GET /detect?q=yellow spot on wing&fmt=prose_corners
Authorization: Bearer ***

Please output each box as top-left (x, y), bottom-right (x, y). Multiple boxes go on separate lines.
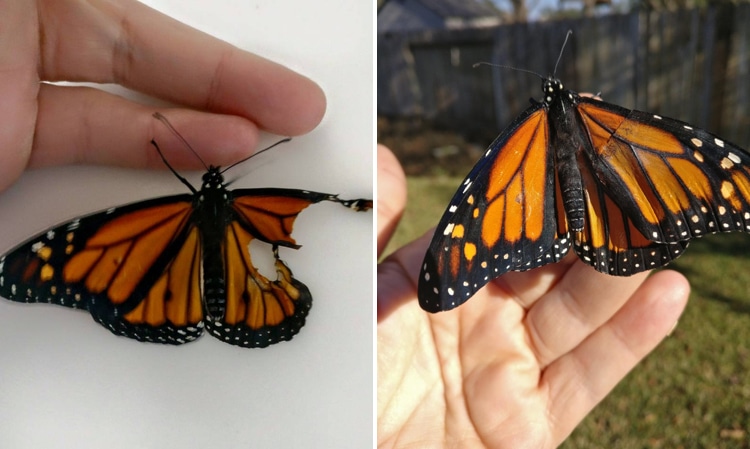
top-left (721, 181), bottom-right (742, 211)
top-left (40, 264), bottom-right (54, 281)
top-left (464, 242), bottom-right (477, 261)
top-left (37, 246), bottom-right (52, 261)
top-left (451, 224), bottom-right (465, 239)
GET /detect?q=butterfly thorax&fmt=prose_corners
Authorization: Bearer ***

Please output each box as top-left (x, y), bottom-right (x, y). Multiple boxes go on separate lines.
top-left (541, 78), bottom-right (565, 105)
top-left (544, 77), bottom-right (587, 231)
top-left (195, 167), bottom-right (233, 223)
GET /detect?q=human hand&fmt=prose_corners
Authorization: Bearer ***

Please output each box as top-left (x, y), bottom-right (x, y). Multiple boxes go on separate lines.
top-left (0, 0), bottom-right (325, 192)
top-left (377, 144), bottom-right (690, 448)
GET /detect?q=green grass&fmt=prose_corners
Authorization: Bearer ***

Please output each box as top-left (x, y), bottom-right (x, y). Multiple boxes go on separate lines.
top-left (387, 175), bottom-right (750, 448)
top-left (381, 176), bottom-right (460, 258)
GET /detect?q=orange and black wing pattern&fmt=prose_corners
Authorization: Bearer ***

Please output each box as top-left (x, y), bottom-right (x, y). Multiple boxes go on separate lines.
top-left (419, 77), bottom-right (750, 313)
top-left (577, 97), bottom-right (750, 238)
top-left (0, 195), bottom-right (206, 344)
top-left (0, 180), bottom-right (372, 347)
top-left (418, 104), bottom-right (571, 312)
top-left (203, 188), bottom-right (371, 348)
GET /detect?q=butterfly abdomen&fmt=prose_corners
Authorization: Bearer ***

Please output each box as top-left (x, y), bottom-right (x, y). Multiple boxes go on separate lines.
top-left (194, 182), bottom-right (232, 321)
top-left (547, 81), bottom-right (587, 231)
top-left (202, 237), bottom-right (227, 320)
top-left (555, 151), bottom-right (586, 231)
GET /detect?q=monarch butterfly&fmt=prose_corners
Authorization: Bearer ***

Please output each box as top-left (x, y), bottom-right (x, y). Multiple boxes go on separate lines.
top-left (0, 113), bottom-right (372, 348)
top-left (418, 52), bottom-right (750, 313)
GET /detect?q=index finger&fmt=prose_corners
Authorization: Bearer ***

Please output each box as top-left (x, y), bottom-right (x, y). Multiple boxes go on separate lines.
top-left (40, 0), bottom-right (325, 136)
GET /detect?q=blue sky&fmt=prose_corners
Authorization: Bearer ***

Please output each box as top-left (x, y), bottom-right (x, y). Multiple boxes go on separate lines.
top-left (491, 0), bottom-right (630, 20)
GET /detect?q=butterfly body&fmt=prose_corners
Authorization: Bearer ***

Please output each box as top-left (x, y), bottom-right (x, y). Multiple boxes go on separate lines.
top-left (0, 165), bottom-right (371, 348)
top-left (419, 75), bottom-right (750, 313)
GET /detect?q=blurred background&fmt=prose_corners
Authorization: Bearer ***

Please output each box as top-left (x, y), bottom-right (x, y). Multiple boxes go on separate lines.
top-left (378, 0), bottom-right (750, 447)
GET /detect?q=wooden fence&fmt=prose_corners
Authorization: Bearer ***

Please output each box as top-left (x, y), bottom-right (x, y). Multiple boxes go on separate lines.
top-left (377, 4), bottom-right (750, 148)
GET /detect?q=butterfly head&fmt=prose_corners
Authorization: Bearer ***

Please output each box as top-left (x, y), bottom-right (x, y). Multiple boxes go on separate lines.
top-left (542, 78), bottom-right (564, 105)
top-left (202, 166), bottom-right (226, 190)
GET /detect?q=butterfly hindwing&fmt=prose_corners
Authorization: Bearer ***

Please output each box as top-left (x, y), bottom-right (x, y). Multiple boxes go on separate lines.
top-left (573, 149), bottom-right (690, 275)
top-left (418, 105), bottom-right (571, 312)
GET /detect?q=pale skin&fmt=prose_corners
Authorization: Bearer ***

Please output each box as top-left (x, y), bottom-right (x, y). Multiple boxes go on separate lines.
top-left (0, 0), bottom-right (326, 193)
top-left (377, 144), bottom-right (691, 448)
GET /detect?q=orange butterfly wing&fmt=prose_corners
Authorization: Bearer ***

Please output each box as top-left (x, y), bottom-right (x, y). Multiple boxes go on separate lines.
top-left (202, 191), bottom-right (315, 347)
top-left (204, 188), bottom-right (369, 347)
top-left (0, 196), bottom-right (207, 344)
top-left (418, 106), bottom-right (571, 312)
top-left (574, 98), bottom-right (750, 274)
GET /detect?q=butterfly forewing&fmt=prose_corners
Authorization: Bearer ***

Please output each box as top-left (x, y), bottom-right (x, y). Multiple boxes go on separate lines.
top-left (232, 188), bottom-right (344, 247)
top-left (578, 98), bottom-right (750, 242)
top-left (418, 105), bottom-right (571, 313)
top-left (0, 195), bottom-right (208, 344)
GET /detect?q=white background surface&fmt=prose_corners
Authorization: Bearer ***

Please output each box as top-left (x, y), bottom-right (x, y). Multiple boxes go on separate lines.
top-left (0, 1), bottom-right (373, 448)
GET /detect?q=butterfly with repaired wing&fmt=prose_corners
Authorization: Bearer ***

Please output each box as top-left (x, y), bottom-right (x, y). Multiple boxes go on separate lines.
top-left (0, 113), bottom-right (372, 347)
top-left (418, 36), bottom-right (750, 313)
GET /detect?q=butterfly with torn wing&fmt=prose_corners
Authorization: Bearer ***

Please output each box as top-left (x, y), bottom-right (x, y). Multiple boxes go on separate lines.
top-left (0, 113), bottom-right (372, 348)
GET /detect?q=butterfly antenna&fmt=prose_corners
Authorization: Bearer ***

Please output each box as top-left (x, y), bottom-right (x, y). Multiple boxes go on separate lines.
top-left (553, 30), bottom-right (573, 77)
top-left (472, 62), bottom-right (544, 81)
top-left (152, 112), bottom-right (209, 171)
top-left (150, 138), bottom-right (198, 194)
top-left (220, 137), bottom-right (292, 174)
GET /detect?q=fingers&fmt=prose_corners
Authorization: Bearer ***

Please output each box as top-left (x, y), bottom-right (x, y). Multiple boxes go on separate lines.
top-left (31, 84), bottom-right (258, 170)
top-left (543, 269), bottom-right (689, 442)
top-left (377, 232), bottom-right (430, 320)
top-left (38, 0), bottom-right (325, 136)
top-left (377, 145), bottom-right (407, 257)
top-left (0, 1), bottom-right (39, 191)
top-left (524, 260), bottom-right (652, 367)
